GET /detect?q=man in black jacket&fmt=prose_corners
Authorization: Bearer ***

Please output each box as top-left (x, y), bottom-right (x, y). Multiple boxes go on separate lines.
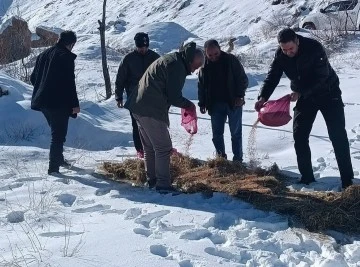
top-left (198, 39), bottom-right (248, 162)
top-left (255, 28), bottom-right (353, 189)
top-left (115, 32), bottom-right (160, 158)
top-left (31, 31), bottom-right (80, 175)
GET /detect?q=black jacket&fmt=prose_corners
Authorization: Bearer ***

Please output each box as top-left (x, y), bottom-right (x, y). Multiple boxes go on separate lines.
top-left (198, 52), bottom-right (248, 111)
top-left (30, 43), bottom-right (79, 111)
top-left (259, 35), bottom-right (340, 101)
top-left (115, 49), bottom-right (160, 101)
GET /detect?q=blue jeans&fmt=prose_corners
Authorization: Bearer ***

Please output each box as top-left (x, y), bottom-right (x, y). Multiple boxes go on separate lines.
top-left (210, 102), bottom-right (243, 161)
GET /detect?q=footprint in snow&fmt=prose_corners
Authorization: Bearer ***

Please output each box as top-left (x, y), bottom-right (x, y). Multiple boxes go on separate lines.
top-left (16, 177), bottom-right (43, 183)
top-left (124, 208), bottom-right (142, 220)
top-left (133, 227), bottom-right (152, 237)
top-left (101, 209), bottom-right (126, 215)
top-left (150, 245), bottom-right (194, 267)
top-left (95, 187), bottom-right (112, 196)
top-left (179, 228), bottom-right (211, 240)
top-left (134, 210), bottom-right (170, 228)
top-left (57, 193), bottom-right (76, 207)
top-left (178, 260), bottom-right (194, 267)
top-left (0, 182), bottom-right (24, 191)
top-left (203, 212), bottom-right (238, 231)
top-left (204, 247), bottom-right (245, 264)
top-left (40, 231), bottom-right (84, 238)
top-left (0, 174), bottom-right (14, 180)
top-left (150, 244), bottom-right (169, 258)
top-left (72, 204), bottom-right (111, 213)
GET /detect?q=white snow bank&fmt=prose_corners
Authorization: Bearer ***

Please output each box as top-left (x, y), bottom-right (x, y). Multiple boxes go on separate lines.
top-left (117, 22), bottom-right (198, 54)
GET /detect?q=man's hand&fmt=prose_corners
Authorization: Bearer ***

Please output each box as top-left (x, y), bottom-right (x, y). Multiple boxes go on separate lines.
top-left (117, 100), bottom-right (123, 108)
top-left (234, 97), bottom-right (245, 107)
top-left (254, 97), bottom-right (266, 112)
top-left (200, 106), bottom-right (207, 114)
top-left (290, 92), bottom-right (300, 102)
top-left (72, 107), bottom-right (80, 114)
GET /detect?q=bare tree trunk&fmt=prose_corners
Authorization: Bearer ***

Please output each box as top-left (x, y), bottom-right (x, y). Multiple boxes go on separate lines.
top-left (98, 0), bottom-right (112, 100)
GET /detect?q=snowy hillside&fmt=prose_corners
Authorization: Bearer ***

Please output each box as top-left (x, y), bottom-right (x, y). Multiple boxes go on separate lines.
top-left (1, 0), bottom-right (360, 266)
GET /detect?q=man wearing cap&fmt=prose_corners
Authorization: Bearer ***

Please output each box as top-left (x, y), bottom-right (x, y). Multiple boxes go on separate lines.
top-left (125, 42), bottom-right (204, 192)
top-left (115, 32), bottom-right (160, 158)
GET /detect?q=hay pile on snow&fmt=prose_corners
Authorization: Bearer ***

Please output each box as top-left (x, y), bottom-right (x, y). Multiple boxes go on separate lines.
top-left (102, 155), bottom-right (360, 234)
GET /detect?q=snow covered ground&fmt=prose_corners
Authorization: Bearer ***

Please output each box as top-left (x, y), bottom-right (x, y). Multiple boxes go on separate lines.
top-left (1, 0), bottom-right (360, 266)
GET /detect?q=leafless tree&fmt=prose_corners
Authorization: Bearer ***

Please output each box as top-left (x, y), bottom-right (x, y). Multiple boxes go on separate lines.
top-left (98, 0), bottom-right (112, 99)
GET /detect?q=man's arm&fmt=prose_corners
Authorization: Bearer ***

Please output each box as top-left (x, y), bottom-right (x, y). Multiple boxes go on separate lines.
top-left (115, 57), bottom-right (128, 101)
top-left (166, 64), bottom-right (192, 109)
top-left (67, 58), bottom-right (79, 108)
top-left (258, 52), bottom-right (283, 101)
top-left (30, 55), bottom-right (40, 86)
top-left (197, 67), bottom-right (206, 108)
top-left (230, 55), bottom-right (248, 97)
top-left (60, 55), bottom-right (79, 109)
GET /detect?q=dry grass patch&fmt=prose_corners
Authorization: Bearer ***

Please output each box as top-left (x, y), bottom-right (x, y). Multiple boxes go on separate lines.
top-left (102, 155), bottom-right (360, 234)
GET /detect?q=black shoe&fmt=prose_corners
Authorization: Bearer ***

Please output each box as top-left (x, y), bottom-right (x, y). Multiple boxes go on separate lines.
top-left (342, 180), bottom-right (353, 189)
top-left (48, 170), bottom-right (60, 175)
top-left (297, 178), bottom-right (316, 185)
top-left (155, 185), bottom-right (178, 194)
top-left (145, 179), bottom-right (156, 189)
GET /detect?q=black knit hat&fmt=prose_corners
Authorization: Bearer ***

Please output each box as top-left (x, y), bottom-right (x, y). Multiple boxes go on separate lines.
top-left (134, 32), bottom-right (149, 48)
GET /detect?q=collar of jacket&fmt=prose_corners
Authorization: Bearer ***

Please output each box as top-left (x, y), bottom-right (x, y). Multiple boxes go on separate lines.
top-left (204, 51), bottom-right (227, 67)
top-left (134, 49), bottom-right (149, 57)
top-left (55, 43), bottom-right (77, 60)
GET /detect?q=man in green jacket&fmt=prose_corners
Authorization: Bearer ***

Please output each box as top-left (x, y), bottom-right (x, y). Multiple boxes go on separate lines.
top-left (125, 42), bottom-right (204, 192)
top-left (198, 39), bottom-right (248, 162)
top-left (115, 32), bottom-right (160, 158)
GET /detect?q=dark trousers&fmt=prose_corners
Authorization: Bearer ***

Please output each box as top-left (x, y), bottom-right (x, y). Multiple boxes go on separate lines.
top-left (293, 95), bottom-right (353, 182)
top-left (210, 102), bottom-right (243, 161)
top-left (130, 112), bottom-right (143, 152)
top-left (41, 108), bottom-right (69, 172)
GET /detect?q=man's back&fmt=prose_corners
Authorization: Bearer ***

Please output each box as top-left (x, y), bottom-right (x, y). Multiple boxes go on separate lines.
top-left (31, 43), bottom-right (78, 111)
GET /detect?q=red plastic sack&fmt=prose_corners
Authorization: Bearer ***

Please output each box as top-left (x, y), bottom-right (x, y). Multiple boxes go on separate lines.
top-left (181, 105), bottom-right (198, 134)
top-left (258, 94), bottom-right (292, 127)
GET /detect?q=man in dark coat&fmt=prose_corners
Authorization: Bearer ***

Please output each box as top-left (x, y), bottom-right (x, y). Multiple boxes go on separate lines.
top-left (125, 42), bottom-right (204, 192)
top-left (115, 32), bottom-right (160, 158)
top-left (31, 31), bottom-right (80, 175)
top-left (255, 28), bottom-right (353, 189)
top-left (198, 39), bottom-right (248, 162)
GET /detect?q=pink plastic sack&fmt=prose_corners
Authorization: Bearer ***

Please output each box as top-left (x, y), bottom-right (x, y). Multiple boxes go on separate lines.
top-left (181, 105), bottom-right (198, 134)
top-left (258, 94), bottom-right (292, 127)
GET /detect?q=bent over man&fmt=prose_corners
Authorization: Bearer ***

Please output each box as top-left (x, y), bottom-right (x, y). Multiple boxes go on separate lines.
top-left (255, 28), bottom-right (353, 189)
top-left (125, 42), bottom-right (204, 192)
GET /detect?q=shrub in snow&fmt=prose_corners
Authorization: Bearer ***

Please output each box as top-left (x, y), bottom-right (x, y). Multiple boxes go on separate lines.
top-left (7, 211), bottom-right (25, 223)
